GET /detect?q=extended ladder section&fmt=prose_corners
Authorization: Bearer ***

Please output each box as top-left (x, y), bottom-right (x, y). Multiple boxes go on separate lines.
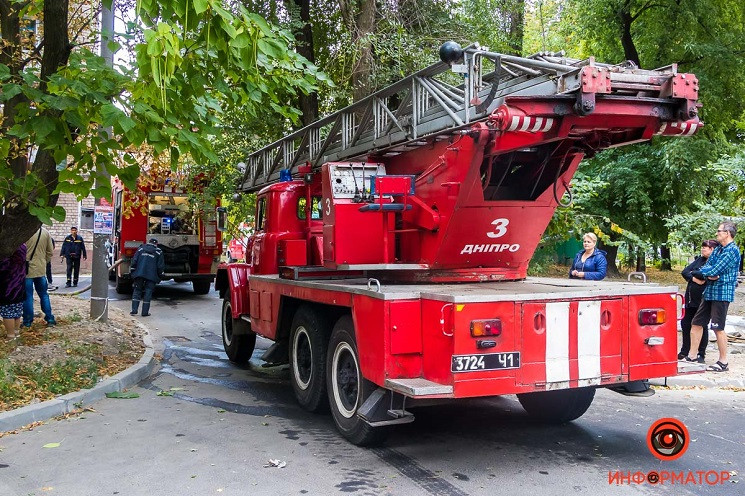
top-left (238, 43), bottom-right (699, 192)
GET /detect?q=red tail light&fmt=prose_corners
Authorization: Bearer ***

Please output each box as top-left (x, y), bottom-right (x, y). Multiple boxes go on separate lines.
top-left (124, 248), bottom-right (136, 257)
top-left (471, 319), bottom-right (502, 337)
top-left (639, 309), bottom-right (666, 325)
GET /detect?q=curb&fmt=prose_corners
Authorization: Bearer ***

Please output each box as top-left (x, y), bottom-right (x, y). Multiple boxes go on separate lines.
top-left (650, 375), bottom-right (745, 389)
top-left (0, 322), bottom-right (158, 433)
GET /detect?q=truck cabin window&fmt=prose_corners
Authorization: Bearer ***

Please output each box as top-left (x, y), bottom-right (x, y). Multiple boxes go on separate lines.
top-left (147, 194), bottom-right (197, 235)
top-left (297, 196), bottom-right (323, 220)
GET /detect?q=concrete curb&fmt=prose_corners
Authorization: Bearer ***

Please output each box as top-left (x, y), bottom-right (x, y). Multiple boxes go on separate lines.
top-left (0, 322), bottom-right (158, 433)
top-left (650, 375), bottom-right (745, 389)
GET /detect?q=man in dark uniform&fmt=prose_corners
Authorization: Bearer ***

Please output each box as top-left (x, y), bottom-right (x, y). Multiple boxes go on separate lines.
top-left (60, 226), bottom-right (87, 287)
top-left (130, 238), bottom-right (165, 317)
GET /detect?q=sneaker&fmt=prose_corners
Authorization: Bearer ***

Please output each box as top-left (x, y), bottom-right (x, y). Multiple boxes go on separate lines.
top-left (696, 355), bottom-right (705, 364)
top-left (130, 311), bottom-right (138, 316)
top-left (48, 286), bottom-right (58, 292)
top-left (141, 313), bottom-right (151, 317)
top-left (72, 282), bottom-right (78, 287)
top-left (65, 282), bottom-right (71, 287)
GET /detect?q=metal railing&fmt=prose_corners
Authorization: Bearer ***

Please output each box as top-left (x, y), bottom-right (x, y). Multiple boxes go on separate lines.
top-left (238, 44), bottom-right (684, 192)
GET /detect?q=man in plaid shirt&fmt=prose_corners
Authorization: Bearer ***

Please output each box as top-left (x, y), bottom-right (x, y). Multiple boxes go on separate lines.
top-left (687, 221), bottom-right (741, 372)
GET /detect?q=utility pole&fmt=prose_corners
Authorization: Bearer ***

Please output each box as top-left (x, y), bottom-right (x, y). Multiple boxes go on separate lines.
top-left (90, 1), bottom-right (115, 322)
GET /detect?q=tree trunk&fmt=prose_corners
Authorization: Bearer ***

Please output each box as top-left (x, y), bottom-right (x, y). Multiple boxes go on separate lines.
top-left (601, 242), bottom-right (620, 278)
top-left (636, 247), bottom-right (646, 272)
top-left (0, 0), bottom-right (71, 259)
top-left (618, 3), bottom-right (641, 66)
top-left (351, 0), bottom-right (376, 101)
top-left (660, 244), bottom-right (672, 270)
top-left (285, 0), bottom-right (319, 126)
top-left (507, 0), bottom-right (525, 55)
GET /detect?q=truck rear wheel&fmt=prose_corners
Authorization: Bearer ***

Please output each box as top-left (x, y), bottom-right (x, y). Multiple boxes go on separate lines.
top-left (115, 274), bottom-right (132, 294)
top-left (326, 315), bottom-right (385, 446)
top-left (517, 387), bottom-right (596, 424)
top-left (221, 294), bottom-right (255, 364)
top-left (192, 280), bottom-right (211, 295)
top-left (289, 306), bottom-right (330, 412)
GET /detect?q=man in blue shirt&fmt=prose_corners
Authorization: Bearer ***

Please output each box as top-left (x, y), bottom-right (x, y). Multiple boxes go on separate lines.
top-left (687, 221), bottom-right (740, 372)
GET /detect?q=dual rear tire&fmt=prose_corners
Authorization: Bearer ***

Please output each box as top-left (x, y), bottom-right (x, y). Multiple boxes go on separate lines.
top-left (289, 310), bottom-right (381, 446)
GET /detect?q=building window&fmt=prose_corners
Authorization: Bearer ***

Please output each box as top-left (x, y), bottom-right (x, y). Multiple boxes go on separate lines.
top-left (80, 207), bottom-right (95, 230)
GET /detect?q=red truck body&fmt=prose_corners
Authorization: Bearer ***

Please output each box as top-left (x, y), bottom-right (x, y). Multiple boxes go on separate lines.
top-left (110, 176), bottom-right (222, 295)
top-left (215, 45), bottom-right (702, 444)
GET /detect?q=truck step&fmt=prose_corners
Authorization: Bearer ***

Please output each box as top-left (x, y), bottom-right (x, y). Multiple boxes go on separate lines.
top-left (385, 378), bottom-right (453, 397)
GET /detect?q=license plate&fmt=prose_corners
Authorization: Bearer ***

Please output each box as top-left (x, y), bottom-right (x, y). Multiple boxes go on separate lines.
top-left (451, 352), bottom-right (520, 373)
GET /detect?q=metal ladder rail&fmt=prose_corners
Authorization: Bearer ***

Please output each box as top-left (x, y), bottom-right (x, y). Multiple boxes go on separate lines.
top-left (238, 46), bottom-right (681, 192)
top-left (238, 48), bottom-right (582, 192)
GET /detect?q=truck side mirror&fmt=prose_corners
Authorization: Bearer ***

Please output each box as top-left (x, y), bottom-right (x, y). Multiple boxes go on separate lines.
top-left (216, 207), bottom-right (227, 232)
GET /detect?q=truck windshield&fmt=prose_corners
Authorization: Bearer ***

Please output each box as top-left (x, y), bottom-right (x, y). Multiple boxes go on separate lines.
top-left (148, 194), bottom-right (197, 235)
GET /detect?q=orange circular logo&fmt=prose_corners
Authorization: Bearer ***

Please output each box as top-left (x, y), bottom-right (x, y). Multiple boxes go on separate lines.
top-left (647, 418), bottom-right (689, 461)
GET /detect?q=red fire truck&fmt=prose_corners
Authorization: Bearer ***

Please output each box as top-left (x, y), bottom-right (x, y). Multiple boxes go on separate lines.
top-left (215, 42), bottom-right (703, 445)
top-left (110, 175), bottom-right (222, 294)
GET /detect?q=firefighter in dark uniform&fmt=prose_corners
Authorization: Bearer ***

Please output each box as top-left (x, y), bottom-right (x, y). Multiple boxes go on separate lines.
top-left (130, 238), bottom-right (165, 317)
top-left (60, 226), bottom-right (87, 287)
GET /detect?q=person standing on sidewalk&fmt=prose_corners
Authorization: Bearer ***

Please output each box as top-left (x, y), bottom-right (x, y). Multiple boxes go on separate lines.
top-left (130, 238), bottom-right (165, 317)
top-left (688, 221), bottom-right (741, 372)
top-left (0, 244), bottom-right (27, 339)
top-left (678, 239), bottom-right (718, 362)
top-left (23, 226), bottom-right (56, 327)
top-left (60, 226), bottom-right (87, 287)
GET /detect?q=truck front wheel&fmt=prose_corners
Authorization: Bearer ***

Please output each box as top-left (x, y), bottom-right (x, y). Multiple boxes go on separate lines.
top-left (326, 315), bottom-right (385, 446)
top-left (221, 295), bottom-right (255, 364)
top-left (289, 306), bottom-right (330, 412)
top-left (517, 387), bottom-right (596, 424)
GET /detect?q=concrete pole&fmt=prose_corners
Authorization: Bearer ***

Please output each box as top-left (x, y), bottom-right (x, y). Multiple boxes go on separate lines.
top-left (90, 1), bottom-right (115, 321)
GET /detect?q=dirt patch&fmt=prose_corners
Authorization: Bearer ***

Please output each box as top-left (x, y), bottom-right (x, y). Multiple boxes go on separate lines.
top-left (1, 295), bottom-right (145, 411)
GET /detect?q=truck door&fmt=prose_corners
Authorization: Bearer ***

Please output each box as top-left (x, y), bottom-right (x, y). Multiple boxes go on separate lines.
top-left (250, 197), bottom-right (267, 272)
top-left (518, 299), bottom-right (624, 389)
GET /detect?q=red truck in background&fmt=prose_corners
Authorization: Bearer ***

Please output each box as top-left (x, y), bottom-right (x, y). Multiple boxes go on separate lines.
top-left (109, 175), bottom-right (222, 294)
top-left (215, 42), bottom-right (703, 445)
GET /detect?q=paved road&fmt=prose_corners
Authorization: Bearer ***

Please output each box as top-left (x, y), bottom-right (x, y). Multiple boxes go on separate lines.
top-left (1, 280), bottom-right (743, 495)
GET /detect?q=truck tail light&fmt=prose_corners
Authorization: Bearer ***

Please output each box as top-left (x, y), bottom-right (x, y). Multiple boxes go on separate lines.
top-left (124, 248), bottom-right (136, 257)
top-left (639, 309), bottom-right (666, 325)
top-left (471, 319), bottom-right (502, 337)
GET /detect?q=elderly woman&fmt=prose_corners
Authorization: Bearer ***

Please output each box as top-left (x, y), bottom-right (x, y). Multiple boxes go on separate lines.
top-left (569, 232), bottom-right (608, 280)
top-left (0, 244), bottom-right (27, 339)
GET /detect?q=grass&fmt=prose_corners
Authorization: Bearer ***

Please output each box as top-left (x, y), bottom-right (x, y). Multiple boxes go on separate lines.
top-left (0, 310), bottom-right (132, 412)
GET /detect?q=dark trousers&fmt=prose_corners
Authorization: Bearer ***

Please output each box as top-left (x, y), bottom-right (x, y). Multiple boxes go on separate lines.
top-left (65, 256), bottom-right (81, 283)
top-left (680, 306), bottom-right (708, 357)
top-left (132, 278), bottom-right (157, 314)
top-left (46, 262), bottom-right (53, 283)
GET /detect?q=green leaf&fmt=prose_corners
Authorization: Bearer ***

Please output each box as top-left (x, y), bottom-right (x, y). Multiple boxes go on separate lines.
top-left (193, 0), bottom-right (209, 15)
top-left (43, 442), bottom-right (61, 448)
top-left (0, 63), bottom-right (10, 80)
top-left (1, 83), bottom-right (23, 101)
top-left (156, 390), bottom-right (174, 396)
top-left (105, 391), bottom-right (140, 399)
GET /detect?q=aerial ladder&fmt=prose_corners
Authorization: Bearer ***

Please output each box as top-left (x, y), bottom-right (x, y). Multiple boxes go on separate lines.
top-left (216, 42), bottom-right (702, 445)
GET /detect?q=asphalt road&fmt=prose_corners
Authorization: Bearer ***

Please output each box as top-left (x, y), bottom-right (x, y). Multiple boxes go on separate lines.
top-left (1, 279), bottom-right (742, 496)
